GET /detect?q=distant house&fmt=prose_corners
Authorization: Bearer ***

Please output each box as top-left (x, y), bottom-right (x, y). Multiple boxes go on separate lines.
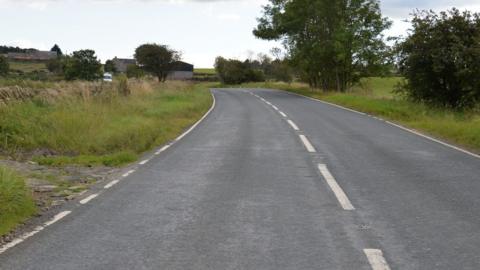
top-left (7, 51), bottom-right (57, 62)
top-left (112, 57), bottom-right (136, 73)
top-left (167, 61), bottom-right (194, 80)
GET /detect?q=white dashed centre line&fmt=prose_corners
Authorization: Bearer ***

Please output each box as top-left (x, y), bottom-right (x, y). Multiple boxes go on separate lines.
top-left (299, 135), bottom-right (316, 153)
top-left (364, 249), bottom-right (391, 270)
top-left (287, 120), bottom-right (299, 131)
top-left (318, 164), bottom-right (355, 210)
top-left (272, 105), bottom-right (279, 110)
top-left (104, 180), bottom-right (120, 189)
top-left (279, 111), bottom-right (287, 117)
top-left (79, 194), bottom-right (98, 205)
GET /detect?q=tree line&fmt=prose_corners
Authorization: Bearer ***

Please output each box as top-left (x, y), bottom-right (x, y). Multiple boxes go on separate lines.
top-left (1, 43), bottom-right (183, 83)
top-left (215, 0), bottom-right (480, 110)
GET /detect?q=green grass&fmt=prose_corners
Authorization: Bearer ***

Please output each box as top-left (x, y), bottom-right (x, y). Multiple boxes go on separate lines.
top-left (9, 61), bottom-right (47, 73)
top-left (0, 80), bottom-right (213, 166)
top-left (0, 166), bottom-right (37, 236)
top-left (239, 79), bottom-right (480, 153)
top-left (194, 68), bottom-right (216, 74)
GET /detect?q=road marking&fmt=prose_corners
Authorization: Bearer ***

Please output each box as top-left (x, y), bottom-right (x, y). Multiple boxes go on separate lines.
top-left (139, 159), bottom-right (149, 165)
top-left (122, 170), bottom-right (135, 178)
top-left (155, 145), bottom-right (170, 155)
top-left (80, 194), bottom-right (98, 205)
top-left (279, 111), bottom-right (287, 117)
top-left (272, 105), bottom-right (279, 110)
top-left (0, 211), bottom-right (72, 254)
top-left (44, 211), bottom-right (72, 226)
top-left (385, 121), bottom-right (480, 159)
top-left (287, 120), bottom-right (299, 131)
top-left (280, 89), bottom-right (480, 160)
top-left (104, 180), bottom-right (120, 189)
top-left (364, 249), bottom-right (391, 270)
top-left (299, 135), bottom-right (316, 153)
top-left (318, 164), bottom-right (355, 210)
top-left (175, 91), bottom-right (216, 142)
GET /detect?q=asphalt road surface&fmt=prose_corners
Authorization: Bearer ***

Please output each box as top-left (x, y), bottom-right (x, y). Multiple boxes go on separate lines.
top-left (1, 88), bottom-right (479, 270)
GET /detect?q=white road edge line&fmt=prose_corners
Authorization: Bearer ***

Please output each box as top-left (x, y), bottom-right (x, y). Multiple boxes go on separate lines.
top-left (122, 169), bottom-right (135, 178)
top-left (364, 249), bottom-right (391, 270)
top-left (175, 91), bottom-right (216, 142)
top-left (272, 105), bottom-right (279, 110)
top-left (155, 145), bottom-right (170, 155)
top-left (318, 164), bottom-right (355, 211)
top-left (287, 120), bottom-right (299, 131)
top-left (104, 180), bottom-right (120, 189)
top-left (139, 159), bottom-right (149, 165)
top-left (281, 89), bottom-right (480, 160)
top-left (279, 111), bottom-right (287, 117)
top-left (299, 135), bottom-right (316, 153)
top-left (0, 92), bottom-right (219, 255)
top-left (0, 211), bottom-right (72, 254)
top-left (79, 194), bottom-right (98, 205)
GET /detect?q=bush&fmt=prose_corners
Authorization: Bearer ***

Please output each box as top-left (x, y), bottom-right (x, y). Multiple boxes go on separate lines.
top-left (46, 58), bottom-right (64, 74)
top-left (397, 9), bottom-right (480, 109)
top-left (0, 55), bottom-right (9, 76)
top-left (214, 57), bottom-right (266, 84)
top-left (126, 64), bottom-right (144, 78)
top-left (64, 50), bottom-right (103, 81)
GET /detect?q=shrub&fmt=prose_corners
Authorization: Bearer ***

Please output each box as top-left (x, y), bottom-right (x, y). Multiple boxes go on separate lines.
top-left (64, 50), bottom-right (103, 81)
top-left (397, 9), bottom-right (480, 109)
top-left (126, 64), bottom-right (144, 78)
top-left (214, 57), bottom-right (266, 84)
top-left (0, 55), bottom-right (9, 76)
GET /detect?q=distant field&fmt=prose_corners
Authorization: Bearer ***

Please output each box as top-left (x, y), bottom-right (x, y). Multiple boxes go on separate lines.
top-left (194, 68), bottom-right (216, 74)
top-left (9, 61), bottom-right (47, 72)
top-left (239, 77), bottom-right (480, 154)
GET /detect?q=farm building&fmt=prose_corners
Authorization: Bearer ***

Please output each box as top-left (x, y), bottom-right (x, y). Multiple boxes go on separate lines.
top-left (6, 51), bottom-right (57, 62)
top-left (112, 57), bottom-right (136, 73)
top-left (167, 61), bottom-right (194, 80)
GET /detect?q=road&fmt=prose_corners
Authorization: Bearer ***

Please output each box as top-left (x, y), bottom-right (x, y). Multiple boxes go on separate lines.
top-left (1, 88), bottom-right (480, 269)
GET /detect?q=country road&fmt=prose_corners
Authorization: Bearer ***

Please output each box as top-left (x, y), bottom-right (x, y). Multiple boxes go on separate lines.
top-left (1, 88), bottom-right (480, 269)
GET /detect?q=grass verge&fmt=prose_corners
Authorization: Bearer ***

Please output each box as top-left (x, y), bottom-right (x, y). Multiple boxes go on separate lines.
top-left (238, 79), bottom-right (480, 153)
top-left (0, 166), bottom-right (37, 236)
top-left (0, 80), bottom-right (213, 166)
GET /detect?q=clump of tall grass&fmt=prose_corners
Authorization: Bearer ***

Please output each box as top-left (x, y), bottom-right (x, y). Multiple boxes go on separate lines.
top-left (0, 166), bottom-right (36, 236)
top-left (0, 79), bottom-right (212, 166)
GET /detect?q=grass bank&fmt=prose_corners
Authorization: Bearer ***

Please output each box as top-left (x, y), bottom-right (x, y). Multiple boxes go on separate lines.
top-left (0, 166), bottom-right (36, 236)
top-left (239, 78), bottom-right (480, 153)
top-left (0, 79), bottom-right (213, 166)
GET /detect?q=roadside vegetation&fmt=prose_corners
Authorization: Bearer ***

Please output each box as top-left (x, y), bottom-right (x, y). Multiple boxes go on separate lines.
top-left (0, 79), bottom-right (212, 166)
top-left (0, 166), bottom-right (36, 236)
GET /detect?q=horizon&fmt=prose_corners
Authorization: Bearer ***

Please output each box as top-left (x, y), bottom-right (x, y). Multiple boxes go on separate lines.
top-left (1, 0), bottom-right (479, 68)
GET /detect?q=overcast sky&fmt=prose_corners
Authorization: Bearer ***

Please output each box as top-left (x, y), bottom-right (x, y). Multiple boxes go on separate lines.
top-left (1, 0), bottom-right (479, 67)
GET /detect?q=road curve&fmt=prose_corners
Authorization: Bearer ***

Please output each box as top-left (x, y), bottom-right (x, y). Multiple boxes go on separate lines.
top-left (0, 88), bottom-right (479, 269)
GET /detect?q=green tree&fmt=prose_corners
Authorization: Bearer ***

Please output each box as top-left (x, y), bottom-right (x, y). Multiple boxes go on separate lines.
top-left (134, 44), bottom-right (180, 82)
top-left (50, 44), bottom-right (63, 56)
top-left (397, 9), bottom-right (480, 109)
top-left (104, 60), bottom-right (117, 73)
top-left (0, 55), bottom-right (9, 76)
top-left (64, 50), bottom-right (103, 81)
top-left (126, 64), bottom-right (144, 78)
top-left (254, 0), bottom-right (391, 91)
top-left (215, 56), bottom-right (266, 84)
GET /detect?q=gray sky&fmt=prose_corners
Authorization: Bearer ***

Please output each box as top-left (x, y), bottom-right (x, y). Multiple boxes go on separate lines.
top-left (1, 0), bottom-right (479, 67)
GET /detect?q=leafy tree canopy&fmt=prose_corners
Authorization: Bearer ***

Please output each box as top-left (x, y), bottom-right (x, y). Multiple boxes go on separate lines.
top-left (64, 49), bottom-right (103, 81)
top-left (254, 0), bottom-right (391, 91)
top-left (135, 44), bottom-right (180, 82)
top-left (50, 44), bottom-right (63, 56)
